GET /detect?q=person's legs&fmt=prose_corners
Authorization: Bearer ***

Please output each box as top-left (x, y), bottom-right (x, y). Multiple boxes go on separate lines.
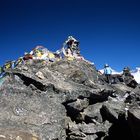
top-left (108, 74), bottom-right (112, 84)
top-left (106, 74), bottom-right (112, 84)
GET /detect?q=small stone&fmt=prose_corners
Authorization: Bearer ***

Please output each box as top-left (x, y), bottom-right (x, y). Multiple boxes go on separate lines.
top-left (35, 71), bottom-right (45, 79)
top-left (23, 66), bottom-right (28, 71)
top-left (16, 136), bottom-right (22, 140)
top-left (32, 136), bottom-right (38, 140)
top-left (0, 135), bottom-right (6, 138)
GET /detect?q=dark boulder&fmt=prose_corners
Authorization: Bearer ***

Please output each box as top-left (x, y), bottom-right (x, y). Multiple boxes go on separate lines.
top-left (128, 106), bottom-right (140, 140)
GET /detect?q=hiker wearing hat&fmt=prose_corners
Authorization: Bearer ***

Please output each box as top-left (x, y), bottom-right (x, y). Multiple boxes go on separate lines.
top-left (104, 64), bottom-right (112, 84)
top-left (122, 67), bottom-right (132, 77)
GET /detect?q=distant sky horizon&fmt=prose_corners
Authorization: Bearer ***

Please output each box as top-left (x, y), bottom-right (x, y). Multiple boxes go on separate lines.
top-left (0, 0), bottom-right (140, 71)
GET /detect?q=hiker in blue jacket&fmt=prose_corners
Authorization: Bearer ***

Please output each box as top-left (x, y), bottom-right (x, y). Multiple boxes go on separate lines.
top-left (104, 64), bottom-right (112, 84)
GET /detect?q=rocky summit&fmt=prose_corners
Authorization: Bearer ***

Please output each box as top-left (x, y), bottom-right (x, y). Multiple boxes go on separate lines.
top-left (0, 59), bottom-right (140, 140)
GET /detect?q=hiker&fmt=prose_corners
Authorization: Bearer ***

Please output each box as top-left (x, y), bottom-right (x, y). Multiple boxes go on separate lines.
top-left (63, 36), bottom-right (80, 55)
top-left (122, 67), bottom-right (132, 77)
top-left (122, 67), bottom-right (138, 88)
top-left (104, 64), bottom-right (112, 84)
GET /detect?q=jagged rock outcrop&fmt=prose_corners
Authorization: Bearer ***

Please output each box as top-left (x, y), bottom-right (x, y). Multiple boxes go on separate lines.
top-left (0, 59), bottom-right (140, 140)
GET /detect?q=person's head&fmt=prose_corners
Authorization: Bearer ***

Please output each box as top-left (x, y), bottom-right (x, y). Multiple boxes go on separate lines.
top-left (123, 67), bottom-right (130, 72)
top-left (104, 64), bottom-right (109, 68)
top-left (123, 67), bottom-right (126, 71)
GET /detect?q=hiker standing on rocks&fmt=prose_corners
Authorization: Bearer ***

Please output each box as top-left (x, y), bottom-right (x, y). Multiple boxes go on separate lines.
top-left (104, 64), bottom-right (112, 84)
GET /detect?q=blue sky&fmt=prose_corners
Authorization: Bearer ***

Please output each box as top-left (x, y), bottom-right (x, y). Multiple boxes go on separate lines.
top-left (0, 0), bottom-right (140, 71)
